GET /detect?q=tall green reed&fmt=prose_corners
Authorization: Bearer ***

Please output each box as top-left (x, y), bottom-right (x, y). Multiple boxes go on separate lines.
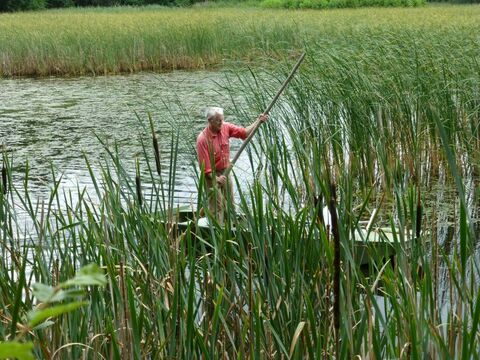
top-left (231, 42), bottom-right (479, 357)
top-left (1, 6), bottom-right (479, 77)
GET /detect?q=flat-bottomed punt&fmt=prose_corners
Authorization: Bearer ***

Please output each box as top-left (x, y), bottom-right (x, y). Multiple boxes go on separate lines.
top-left (162, 207), bottom-right (417, 267)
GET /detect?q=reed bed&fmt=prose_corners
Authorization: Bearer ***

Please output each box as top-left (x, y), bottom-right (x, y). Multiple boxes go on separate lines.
top-left (0, 5), bottom-right (479, 76)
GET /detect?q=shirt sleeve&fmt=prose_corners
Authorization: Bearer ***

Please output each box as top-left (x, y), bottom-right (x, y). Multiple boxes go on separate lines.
top-left (226, 122), bottom-right (247, 140)
top-left (196, 136), bottom-right (212, 175)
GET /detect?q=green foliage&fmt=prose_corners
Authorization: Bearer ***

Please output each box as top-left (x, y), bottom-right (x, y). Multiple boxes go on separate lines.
top-left (62, 263), bottom-right (108, 288)
top-left (261, 0), bottom-right (289, 7)
top-left (1, 0), bottom-right (175, 11)
top-left (1, 6), bottom-right (476, 76)
top-left (46, 0), bottom-right (75, 8)
top-left (2, 0), bottom-right (477, 11)
top-left (298, 0), bottom-right (329, 8)
top-left (0, 264), bottom-right (106, 359)
top-left (430, 0), bottom-right (479, 2)
top-left (0, 343), bottom-right (34, 360)
top-left (261, 0), bottom-right (425, 8)
top-left (0, 0), bottom-right (46, 11)
top-left (28, 302), bottom-right (89, 328)
top-left (175, 0), bottom-right (194, 7)
top-left (0, 0), bottom-right (431, 11)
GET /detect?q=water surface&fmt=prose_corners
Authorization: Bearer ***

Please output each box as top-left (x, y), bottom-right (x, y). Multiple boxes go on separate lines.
top-left (0, 71), bottom-right (254, 209)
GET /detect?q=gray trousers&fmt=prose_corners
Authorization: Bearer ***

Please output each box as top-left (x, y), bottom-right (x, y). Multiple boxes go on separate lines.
top-left (206, 169), bottom-right (234, 224)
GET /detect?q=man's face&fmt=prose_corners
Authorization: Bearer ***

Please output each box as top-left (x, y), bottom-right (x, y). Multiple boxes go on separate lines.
top-left (209, 114), bottom-right (223, 133)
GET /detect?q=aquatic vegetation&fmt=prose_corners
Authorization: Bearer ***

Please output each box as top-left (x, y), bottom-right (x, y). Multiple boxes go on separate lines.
top-left (228, 39), bottom-right (479, 357)
top-left (0, 264), bottom-right (106, 360)
top-left (0, 5), bottom-right (479, 76)
top-left (0, 4), bottom-right (479, 358)
top-left (1, 48), bottom-right (479, 355)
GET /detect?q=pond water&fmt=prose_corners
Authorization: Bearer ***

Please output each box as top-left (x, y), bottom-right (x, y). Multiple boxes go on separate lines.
top-left (0, 71), bottom-right (255, 211)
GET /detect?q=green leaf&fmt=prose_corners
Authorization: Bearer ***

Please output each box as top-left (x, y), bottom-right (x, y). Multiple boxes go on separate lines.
top-left (28, 301), bottom-right (88, 328)
top-left (31, 320), bottom-right (55, 331)
top-left (32, 283), bottom-right (55, 302)
top-left (0, 342), bottom-right (34, 360)
top-left (50, 289), bottom-right (86, 303)
top-left (61, 264), bottom-right (107, 288)
top-left (289, 321), bottom-right (306, 358)
top-left (32, 283), bottom-right (85, 303)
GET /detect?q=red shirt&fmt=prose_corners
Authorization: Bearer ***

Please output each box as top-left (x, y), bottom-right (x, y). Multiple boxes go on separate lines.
top-left (196, 122), bottom-right (247, 174)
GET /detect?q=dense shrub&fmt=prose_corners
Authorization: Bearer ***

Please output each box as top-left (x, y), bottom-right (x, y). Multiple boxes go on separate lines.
top-left (1, 0), bottom-right (478, 13)
top-left (261, 0), bottom-right (425, 8)
top-left (47, 0), bottom-right (75, 7)
top-left (0, 0), bottom-right (47, 11)
top-left (0, 0), bottom-right (173, 11)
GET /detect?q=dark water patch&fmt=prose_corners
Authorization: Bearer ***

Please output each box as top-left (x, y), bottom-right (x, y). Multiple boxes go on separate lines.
top-left (50, 99), bottom-right (79, 109)
top-left (0, 108), bottom-right (25, 115)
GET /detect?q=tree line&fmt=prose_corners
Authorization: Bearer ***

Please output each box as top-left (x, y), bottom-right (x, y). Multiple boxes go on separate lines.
top-left (0, 0), bottom-right (180, 12)
top-left (0, 0), bottom-right (478, 12)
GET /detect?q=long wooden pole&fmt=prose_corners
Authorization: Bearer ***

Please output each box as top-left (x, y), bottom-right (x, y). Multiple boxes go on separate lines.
top-left (224, 52), bottom-right (306, 177)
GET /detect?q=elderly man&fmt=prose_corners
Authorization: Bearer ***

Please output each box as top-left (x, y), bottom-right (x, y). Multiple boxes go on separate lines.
top-left (197, 107), bottom-right (268, 223)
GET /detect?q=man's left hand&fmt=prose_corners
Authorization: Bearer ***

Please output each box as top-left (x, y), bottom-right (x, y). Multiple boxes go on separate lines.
top-left (258, 113), bottom-right (269, 123)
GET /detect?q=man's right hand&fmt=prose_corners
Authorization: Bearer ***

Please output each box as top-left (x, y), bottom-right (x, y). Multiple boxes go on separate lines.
top-left (258, 113), bottom-right (269, 123)
top-left (216, 175), bottom-right (227, 186)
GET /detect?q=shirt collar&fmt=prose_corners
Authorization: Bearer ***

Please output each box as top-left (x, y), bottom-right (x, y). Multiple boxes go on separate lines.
top-left (205, 124), bottom-right (221, 138)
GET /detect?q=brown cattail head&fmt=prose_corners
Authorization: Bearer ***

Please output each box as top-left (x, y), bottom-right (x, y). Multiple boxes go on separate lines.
top-left (153, 136), bottom-right (161, 177)
top-left (135, 157), bottom-right (142, 207)
top-left (1, 164), bottom-right (6, 195)
top-left (314, 194), bottom-right (325, 227)
top-left (148, 113), bottom-right (161, 177)
top-left (416, 187), bottom-right (422, 239)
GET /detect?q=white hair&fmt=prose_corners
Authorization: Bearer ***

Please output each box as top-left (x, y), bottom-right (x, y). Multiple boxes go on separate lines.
top-left (206, 107), bottom-right (224, 120)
